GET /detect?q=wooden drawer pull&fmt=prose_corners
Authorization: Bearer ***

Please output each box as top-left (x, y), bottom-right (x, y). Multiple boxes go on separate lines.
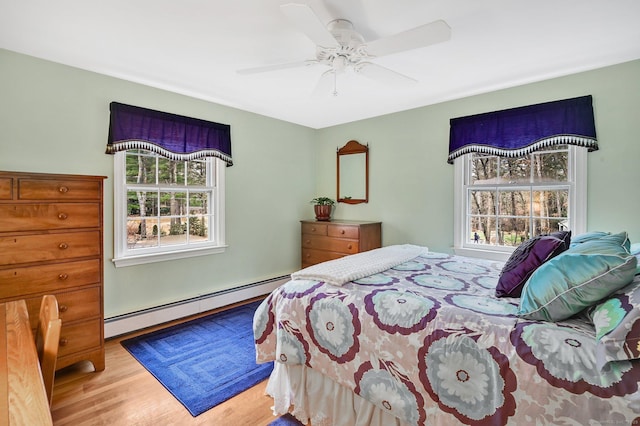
top-left (59, 305), bottom-right (68, 313)
top-left (58, 242), bottom-right (69, 250)
top-left (347, 244), bottom-right (353, 250)
top-left (58, 212), bottom-right (68, 220)
top-left (58, 273), bottom-right (69, 280)
top-left (311, 227), bottom-right (316, 232)
top-left (58, 186), bottom-right (69, 193)
top-left (59, 338), bottom-right (69, 346)
top-left (341, 229), bottom-right (345, 234)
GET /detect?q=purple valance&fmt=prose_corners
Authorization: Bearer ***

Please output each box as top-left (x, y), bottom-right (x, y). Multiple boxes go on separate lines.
top-left (448, 95), bottom-right (598, 164)
top-left (106, 102), bottom-right (233, 166)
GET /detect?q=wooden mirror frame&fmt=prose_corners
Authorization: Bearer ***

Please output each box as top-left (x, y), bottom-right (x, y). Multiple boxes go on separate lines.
top-left (337, 140), bottom-right (369, 204)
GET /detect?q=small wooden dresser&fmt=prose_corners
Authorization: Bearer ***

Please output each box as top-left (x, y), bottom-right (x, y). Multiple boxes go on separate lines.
top-left (300, 220), bottom-right (382, 268)
top-left (0, 170), bottom-right (105, 371)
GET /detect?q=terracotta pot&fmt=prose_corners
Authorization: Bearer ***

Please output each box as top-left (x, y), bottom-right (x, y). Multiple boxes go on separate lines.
top-left (314, 204), bottom-right (332, 221)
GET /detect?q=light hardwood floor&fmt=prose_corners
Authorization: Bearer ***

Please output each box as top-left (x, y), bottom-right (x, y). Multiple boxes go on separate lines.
top-left (50, 299), bottom-right (279, 426)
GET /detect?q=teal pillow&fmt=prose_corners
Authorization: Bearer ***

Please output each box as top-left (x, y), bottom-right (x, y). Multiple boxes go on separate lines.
top-left (631, 242), bottom-right (640, 275)
top-left (518, 232), bottom-right (638, 321)
top-left (569, 231), bottom-right (610, 248)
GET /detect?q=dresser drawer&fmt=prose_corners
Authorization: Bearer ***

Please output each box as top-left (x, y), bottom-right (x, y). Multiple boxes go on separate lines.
top-left (24, 287), bottom-right (101, 329)
top-left (18, 178), bottom-right (102, 201)
top-left (58, 318), bottom-right (103, 358)
top-left (0, 177), bottom-right (12, 200)
top-left (0, 231), bottom-right (100, 266)
top-left (0, 259), bottom-right (100, 298)
top-left (302, 234), bottom-right (359, 254)
top-left (56, 286), bottom-right (102, 324)
top-left (301, 248), bottom-right (346, 268)
top-left (328, 225), bottom-right (359, 239)
top-left (301, 222), bottom-right (328, 236)
top-left (0, 203), bottom-right (100, 232)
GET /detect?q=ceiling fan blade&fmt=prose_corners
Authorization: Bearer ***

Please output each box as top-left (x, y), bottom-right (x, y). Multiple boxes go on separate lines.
top-left (280, 3), bottom-right (340, 48)
top-left (237, 60), bottom-right (318, 75)
top-left (355, 62), bottom-right (418, 86)
top-left (366, 19), bottom-right (451, 57)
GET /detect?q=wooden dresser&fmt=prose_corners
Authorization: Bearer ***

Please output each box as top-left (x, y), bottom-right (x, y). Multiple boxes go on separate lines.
top-left (0, 170), bottom-right (105, 372)
top-left (300, 220), bottom-right (382, 268)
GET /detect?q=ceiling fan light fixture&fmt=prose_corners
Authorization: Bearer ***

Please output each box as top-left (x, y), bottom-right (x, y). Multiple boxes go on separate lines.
top-left (332, 55), bottom-right (348, 72)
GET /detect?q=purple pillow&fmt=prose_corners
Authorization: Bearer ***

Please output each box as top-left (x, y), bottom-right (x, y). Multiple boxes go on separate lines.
top-left (496, 231), bottom-right (571, 298)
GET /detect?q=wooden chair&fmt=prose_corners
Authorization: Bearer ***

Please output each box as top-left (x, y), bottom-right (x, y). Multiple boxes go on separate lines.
top-left (35, 294), bottom-right (62, 406)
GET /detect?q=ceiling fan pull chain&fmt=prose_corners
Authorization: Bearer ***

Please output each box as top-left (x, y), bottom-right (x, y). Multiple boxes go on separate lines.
top-left (333, 71), bottom-right (338, 97)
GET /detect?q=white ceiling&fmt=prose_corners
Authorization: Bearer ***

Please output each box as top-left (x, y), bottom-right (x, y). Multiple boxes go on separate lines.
top-left (2, 0), bottom-right (640, 129)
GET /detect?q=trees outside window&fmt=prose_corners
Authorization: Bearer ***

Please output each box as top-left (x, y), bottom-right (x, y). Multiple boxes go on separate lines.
top-left (454, 145), bottom-right (587, 261)
top-left (113, 150), bottom-right (226, 267)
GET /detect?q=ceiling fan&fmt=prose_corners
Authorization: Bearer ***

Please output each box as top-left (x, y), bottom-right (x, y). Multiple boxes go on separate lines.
top-left (237, 3), bottom-right (451, 95)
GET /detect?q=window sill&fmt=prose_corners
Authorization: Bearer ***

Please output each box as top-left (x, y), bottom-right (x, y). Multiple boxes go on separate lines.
top-left (112, 245), bottom-right (228, 267)
top-left (454, 246), bottom-right (511, 262)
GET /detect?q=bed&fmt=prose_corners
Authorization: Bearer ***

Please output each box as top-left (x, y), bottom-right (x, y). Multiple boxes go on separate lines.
top-left (253, 234), bottom-right (640, 425)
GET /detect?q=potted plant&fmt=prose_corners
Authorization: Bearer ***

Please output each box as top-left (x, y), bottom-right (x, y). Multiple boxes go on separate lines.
top-left (310, 197), bottom-right (335, 221)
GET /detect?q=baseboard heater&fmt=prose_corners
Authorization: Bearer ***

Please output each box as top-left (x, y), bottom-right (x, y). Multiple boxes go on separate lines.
top-left (104, 275), bottom-right (289, 338)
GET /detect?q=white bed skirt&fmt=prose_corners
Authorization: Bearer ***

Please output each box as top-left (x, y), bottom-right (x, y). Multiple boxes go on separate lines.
top-left (266, 363), bottom-right (409, 426)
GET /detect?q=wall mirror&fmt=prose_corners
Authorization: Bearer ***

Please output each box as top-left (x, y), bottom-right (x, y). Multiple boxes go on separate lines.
top-left (337, 140), bottom-right (368, 204)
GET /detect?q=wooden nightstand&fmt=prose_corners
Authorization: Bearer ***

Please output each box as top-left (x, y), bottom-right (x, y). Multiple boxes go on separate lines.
top-left (300, 220), bottom-right (381, 268)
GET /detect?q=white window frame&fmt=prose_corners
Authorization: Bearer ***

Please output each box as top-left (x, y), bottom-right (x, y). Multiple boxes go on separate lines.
top-left (453, 146), bottom-right (587, 261)
top-left (112, 152), bottom-right (227, 267)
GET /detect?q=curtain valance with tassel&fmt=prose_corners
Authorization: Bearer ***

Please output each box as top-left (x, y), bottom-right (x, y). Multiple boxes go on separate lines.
top-left (448, 95), bottom-right (597, 164)
top-left (106, 102), bottom-right (233, 166)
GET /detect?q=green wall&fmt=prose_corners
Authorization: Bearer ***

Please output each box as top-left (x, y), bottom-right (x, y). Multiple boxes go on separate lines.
top-left (2, 48), bottom-right (639, 318)
top-left (316, 59), bottom-right (640, 253)
top-left (0, 49), bottom-right (316, 317)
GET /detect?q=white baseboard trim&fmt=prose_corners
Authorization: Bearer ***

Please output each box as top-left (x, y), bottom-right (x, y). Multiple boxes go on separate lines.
top-left (104, 275), bottom-right (288, 338)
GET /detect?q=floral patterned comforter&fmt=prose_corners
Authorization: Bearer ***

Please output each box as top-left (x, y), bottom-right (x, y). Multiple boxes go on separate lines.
top-left (253, 252), bottom-right (640, 425)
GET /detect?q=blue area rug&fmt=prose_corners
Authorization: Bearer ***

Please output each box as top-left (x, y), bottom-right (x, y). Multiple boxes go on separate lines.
top-left (121, 300), bottom-right (273, 417)
top-left (268, 413), bottom-right (305, 426)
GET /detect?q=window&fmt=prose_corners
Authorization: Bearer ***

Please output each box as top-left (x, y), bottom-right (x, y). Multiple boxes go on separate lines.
top-left (453, 145), bottom-right (587, 261)
top-left (112, 150), bottom-right (226, 267)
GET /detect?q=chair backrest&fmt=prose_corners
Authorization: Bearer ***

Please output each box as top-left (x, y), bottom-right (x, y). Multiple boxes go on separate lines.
top-left (35, 295), bottom-right (62, 406)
